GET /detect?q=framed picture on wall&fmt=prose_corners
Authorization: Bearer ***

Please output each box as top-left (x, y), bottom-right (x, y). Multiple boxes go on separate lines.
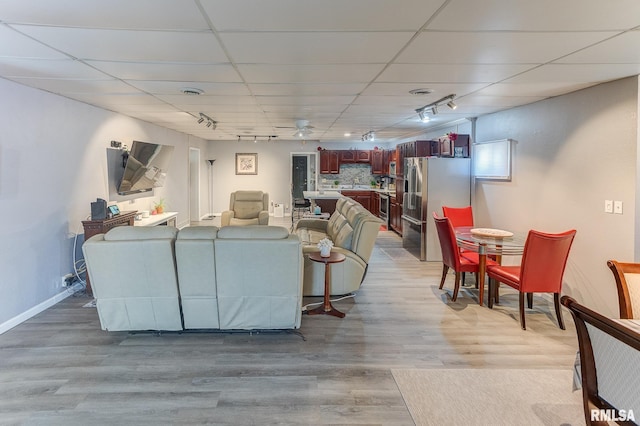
top-left (235, 153), bottom-right (258, 175)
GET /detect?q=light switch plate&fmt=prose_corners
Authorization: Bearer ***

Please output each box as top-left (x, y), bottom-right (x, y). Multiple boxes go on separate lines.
top-left (614, 200), bottom-right (623, 214)
top-left (604, 200), bottom-right (613, 213)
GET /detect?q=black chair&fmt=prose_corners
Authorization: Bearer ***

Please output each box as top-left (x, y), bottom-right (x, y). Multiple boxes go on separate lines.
top-left (292, 197), bottom-right (311, 226)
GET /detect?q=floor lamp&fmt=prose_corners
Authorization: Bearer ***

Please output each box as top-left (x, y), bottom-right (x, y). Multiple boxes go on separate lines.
top-left (205, 159), bottom-right (215, 220)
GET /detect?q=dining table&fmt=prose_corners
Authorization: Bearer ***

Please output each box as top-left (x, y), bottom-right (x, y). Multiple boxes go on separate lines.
top-left (454, 226), bottom-right (527, 307)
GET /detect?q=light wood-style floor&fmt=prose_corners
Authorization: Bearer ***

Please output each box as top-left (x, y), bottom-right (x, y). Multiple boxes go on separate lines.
top-left (0, 217), bottom-right (580, 424)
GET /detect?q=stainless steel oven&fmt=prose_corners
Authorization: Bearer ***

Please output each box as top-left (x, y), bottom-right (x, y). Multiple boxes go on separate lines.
top-left (379, 193), bottom-right (390, 226)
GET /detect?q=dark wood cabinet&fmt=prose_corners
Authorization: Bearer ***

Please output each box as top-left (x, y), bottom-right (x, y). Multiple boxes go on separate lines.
top-left (370, 150), bottom-right (384, 175)
top-left (340, 150), bottom-right (370, 164)
top-left (390, 196), bottom-right (402, 234)
top-left (319, 150), bottom-right (339, 174)
top-left (371, 191), bottom-right (380, 218)
top-left (342, 190), bottom-right (372, 213)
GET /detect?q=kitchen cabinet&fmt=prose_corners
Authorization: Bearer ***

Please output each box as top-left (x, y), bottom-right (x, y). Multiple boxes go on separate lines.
top-left (340, 150), bottom-right (370, 164)
top-left (390, 195), bottom-right (402, 234)
top-left (395, 140), bottom-right (437, 177)
top-left (341, 190), bottom-right (372, 213)
top-left (370, 150), bottom-right (384, 175)
top-left (371, 191), bottom-right (380, 218)
top-left (319, 150), bottom-right (339, 174)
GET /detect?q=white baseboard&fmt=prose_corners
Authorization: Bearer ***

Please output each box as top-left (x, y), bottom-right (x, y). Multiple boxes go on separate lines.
top-left (0, 285), bottom-right (83, 335)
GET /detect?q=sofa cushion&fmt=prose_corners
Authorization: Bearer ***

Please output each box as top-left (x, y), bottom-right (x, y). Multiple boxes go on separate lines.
top-left (333, 222), bottom-right (354, 250)
top-left (232, 201), bottom-right (265, 219)
top-left (177, 226), bottom-right (218, 239)
top-left (104, 225), bottom-right (178, 241)
top-left (217, 225), bottom-right (289, 240)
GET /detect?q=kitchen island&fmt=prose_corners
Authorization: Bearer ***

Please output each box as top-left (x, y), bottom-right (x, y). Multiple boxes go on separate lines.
top-left (303, 190), bottom-right (344, 214)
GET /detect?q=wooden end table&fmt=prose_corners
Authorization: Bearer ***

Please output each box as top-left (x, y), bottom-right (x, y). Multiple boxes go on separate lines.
top-left (307, 251), bottom-right (346, 318)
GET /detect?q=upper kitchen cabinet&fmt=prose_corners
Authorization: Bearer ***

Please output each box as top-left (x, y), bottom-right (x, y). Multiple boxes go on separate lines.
top-left (340, 150), bottom-right (370, 164)
top-left (319, 150), bottom-right (339, 174)
top-left (371, 150), bottom-right (384, 175)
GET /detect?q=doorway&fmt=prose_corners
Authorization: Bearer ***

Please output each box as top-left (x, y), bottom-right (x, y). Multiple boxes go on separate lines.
top-left (291, 153), bottom-right (317, 201)
top-left (188, 147), bottom-right (200, 222)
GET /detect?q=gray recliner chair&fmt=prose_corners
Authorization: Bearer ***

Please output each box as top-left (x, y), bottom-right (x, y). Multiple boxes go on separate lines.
top-left (221, 190), bottom-right (269, 226)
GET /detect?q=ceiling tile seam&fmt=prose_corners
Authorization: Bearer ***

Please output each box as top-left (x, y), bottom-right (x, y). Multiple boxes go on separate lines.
top-left (194, 0), bottom-right (273, 133)
top-left (325, 0), bottom-right (454, 136)
top-left (454, 29), bottom-right (636, 104)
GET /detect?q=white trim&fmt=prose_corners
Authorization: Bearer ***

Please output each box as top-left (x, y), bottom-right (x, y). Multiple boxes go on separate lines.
top-left (0, 284), bottom-right (84, 335)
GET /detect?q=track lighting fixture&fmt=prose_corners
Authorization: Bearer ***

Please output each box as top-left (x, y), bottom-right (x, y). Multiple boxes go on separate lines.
top-left (197, 113), bottom-right (217, 130)
top-left (361, 131), bottom-right (376, 142)
top-left (236, 135), bottom-right (278, 143)
top-left (415, 94), bottom-right (457, 123)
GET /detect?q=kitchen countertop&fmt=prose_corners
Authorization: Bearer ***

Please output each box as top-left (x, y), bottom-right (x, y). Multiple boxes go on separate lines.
top-left (305, 189), bottom-right (396, 198)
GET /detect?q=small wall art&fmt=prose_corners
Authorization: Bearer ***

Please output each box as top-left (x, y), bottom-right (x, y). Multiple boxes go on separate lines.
top-left (235, 153), bottom-right (258, 175)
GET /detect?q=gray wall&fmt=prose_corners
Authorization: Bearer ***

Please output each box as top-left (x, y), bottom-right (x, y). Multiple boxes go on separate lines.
top-left (0, 77), bottom-right (208, 330)
top-left (420, 77), bottom-right (639, 316)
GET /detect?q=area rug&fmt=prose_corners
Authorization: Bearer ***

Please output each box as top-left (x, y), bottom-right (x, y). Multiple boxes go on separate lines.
top-left (392, 368), bottom-right (585, 426)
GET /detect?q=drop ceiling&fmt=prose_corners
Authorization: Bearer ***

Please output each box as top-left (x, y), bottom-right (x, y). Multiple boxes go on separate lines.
top-left (1, 0), bottom-right (639, 143)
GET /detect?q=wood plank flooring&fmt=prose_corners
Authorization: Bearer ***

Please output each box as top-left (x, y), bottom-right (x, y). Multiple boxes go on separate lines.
top-left (0, 221), bottom-right (580, 425)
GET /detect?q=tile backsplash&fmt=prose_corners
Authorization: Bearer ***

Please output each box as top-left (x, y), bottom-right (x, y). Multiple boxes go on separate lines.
top-left (319, 163), bottom-right (378, 187)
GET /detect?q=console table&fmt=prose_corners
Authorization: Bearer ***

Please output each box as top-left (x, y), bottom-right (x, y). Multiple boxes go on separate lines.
top-left (82, 211), bottom-right (137, 296)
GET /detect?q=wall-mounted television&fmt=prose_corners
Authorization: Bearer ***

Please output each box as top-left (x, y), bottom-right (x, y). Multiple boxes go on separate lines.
top-left (118, 141), bottom-right (175, 195)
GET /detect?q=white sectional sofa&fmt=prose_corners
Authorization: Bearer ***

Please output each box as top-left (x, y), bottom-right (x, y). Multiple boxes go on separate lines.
top-left (83, 225), bottom-right (303, 332)
top-left (294, 197), bottom-right (382, 296)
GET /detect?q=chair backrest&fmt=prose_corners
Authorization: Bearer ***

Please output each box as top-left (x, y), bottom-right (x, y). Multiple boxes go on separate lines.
top-left (433, 212), bottom-right (461, 270)
top-left (561, 296), bottom-right (640, 425)
top-left (607, 260), bottom-right (640, 319)
top-left (442, 205), bottom-right (474, 228)
top-left (229, 190), bottom-right (269, 219)
top-left (519, 229), bottom-right (576, 293)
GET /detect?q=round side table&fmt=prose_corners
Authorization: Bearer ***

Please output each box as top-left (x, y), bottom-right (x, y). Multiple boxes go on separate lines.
top-left (307, 251), bottom-right (346, 318)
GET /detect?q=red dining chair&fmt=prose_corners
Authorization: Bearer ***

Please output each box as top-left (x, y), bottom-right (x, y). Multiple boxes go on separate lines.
top-left (606, 260), bottom-right (640, 319)
top-left (487, 229), bottom-right (577, 330)
top-left (442, 205), bottom-right (474, 228)
top-left (433, 213), bottom-right (496, 302)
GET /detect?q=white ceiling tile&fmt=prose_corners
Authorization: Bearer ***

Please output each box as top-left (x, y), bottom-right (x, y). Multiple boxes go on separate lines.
top-left (0, 25), bottom-right (67, 59)
top-left (255, 96), bottom-right (356, 106)
top-left (398, 31), bottom-right (618, 64)
top-left (0, 58), bottom-right (108, 79)
top-left (220, 32), bottom-right (414, 64)
top-left (200, 0), bottom-right (444, 31)
top-left (249, 83), bottom-right (367, 97)
top-left (8, 77), bottom-right (140, 94)
top-left (476, 82), bottom-right (596, 97)
top-left (429, 0), bottom-right (640, 31)
top-left (125, 81), bottom-right (250, 96)
top-left (377, 64), bottom-right (534, 83)
top-left (238, 64), bottom-right (385, 83)
top-left (556, 31), bottom-right (640, 64)
top-left (156, 95), bottom-right (258, 106)
top-left (506, 63), bottom-right (640, 84)
top-left (0, 0), bottom-right (209, 30)
top-left (12, 26), bottom-right (227, 63)
top-left (66, 93), bottom-right (169, 106)
top-left (85, 61), bottom-right (242, 82)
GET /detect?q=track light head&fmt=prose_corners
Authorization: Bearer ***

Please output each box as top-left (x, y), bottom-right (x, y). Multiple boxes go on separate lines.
top-left (431, 105), bottom-right (438, 115)
top-left (417, 109), bottom-right (430, 123)
top-left (197, 117), bottom-right (205, 124)
top-left (447, 100), bottom-right (457, 110)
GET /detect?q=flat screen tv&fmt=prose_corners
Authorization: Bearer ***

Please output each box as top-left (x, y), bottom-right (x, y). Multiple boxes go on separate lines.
top-left (118, 141), bottom-right (175, 195)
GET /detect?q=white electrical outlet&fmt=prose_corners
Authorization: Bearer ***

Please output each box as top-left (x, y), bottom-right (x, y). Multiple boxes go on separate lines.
top-left (604, 200), bottom-right (613, 213)
top-left (614, 200), bottom-right (623, 214)
top-left (61, 273), bottom-right (74, 287)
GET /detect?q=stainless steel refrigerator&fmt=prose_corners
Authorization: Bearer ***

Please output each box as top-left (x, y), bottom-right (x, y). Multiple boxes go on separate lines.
top-left (401, 157), bottom-right (471, 261)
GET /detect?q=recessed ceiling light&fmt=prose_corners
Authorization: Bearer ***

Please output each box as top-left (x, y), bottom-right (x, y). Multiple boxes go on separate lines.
top-left (344, 132), bottom-right (352, 137)
top-left (181, 87), bottom-right (204, 95)
top-left (409, 88), bottom-right (434, 96)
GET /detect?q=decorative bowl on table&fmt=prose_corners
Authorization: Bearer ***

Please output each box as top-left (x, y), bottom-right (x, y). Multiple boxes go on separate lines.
top-left (470, 228), bottom-right (514, 238)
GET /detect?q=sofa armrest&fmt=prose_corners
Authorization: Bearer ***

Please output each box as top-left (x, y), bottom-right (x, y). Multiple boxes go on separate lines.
top-left (295, 218), bottom-right (329, 233)
top-left (221, 210), bottom-right (234, 226)
top-left (258, 210), bottom-right (269, 225)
